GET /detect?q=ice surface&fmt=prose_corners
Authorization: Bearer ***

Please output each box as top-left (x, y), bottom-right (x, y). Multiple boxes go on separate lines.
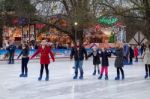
top-left (0, 58), bottom-right (150, 99)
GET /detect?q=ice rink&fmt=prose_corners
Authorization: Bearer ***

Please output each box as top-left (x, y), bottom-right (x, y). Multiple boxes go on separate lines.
top-left (0, 58), bottom-right (150, 99)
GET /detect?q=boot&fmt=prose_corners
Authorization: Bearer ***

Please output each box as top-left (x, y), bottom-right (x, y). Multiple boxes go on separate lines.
top-left (19, 74), bottom-right (24, 77)
top-left (23, 74), bottom-right (28, 77)
top-left (73, 72), bottom-right (78, 79)
top-left (145, 73), bottom-right (148, 79)
top-left (79, 71), bottom-right (83, 80)
top-left (93, 70), bottom-right (96, 75)
top-left (115, 76), bottom-right (120, 80)
top-left (45, 76), bottom-right (49, 81)
top-left (98, 74), bottom-right (103, 80)
top-left (105, 74), bottom-right (108, 80)
top-left (122, 73), bottom-right (125, 80)
top-left (38, 76), bottom-right (42, 81)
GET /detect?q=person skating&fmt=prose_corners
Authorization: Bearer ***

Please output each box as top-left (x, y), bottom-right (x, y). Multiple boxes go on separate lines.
top-left (134, 46), bottom-right (139, 62)
top-left (87, 47), bottom-right (101, 75)
top-left (70, 41), bottom-right (87, 80)
top-left (113, 42), bottom-right (125, 80)
top-left (129, 45), bottom-right (134, 65)
top-left (17, 44), bottom-right (29, 77)
top-left (6, 41), bottom-right (16, 64)
top-left (142, 43), bottom-right (150, 79)
top-left (30, 40), bottom-right (55, 81)
top-left (98, 47), bottom-right (111, 80)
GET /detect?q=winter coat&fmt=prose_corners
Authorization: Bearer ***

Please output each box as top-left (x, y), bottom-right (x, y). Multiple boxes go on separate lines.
top-left (134, 48), bottom-right (139, 57)
top-left (31, 46), bottom-right (55, 64)
top-left (70, 46), bottom-right (87, 61)
top-left (18, 48), bottom-right (29, 58)
top-left (114, 48), bottom-right (124, 68)
top-left (142, 49), bottom-right (150, 64)
top-left (99, 50), bottom-right (111, 67)
top-left (129, 47), bottom-right (134, 58)
top-left (6, 45), bottom-right (16, 54)
top-left (88, 51), bottom-right (101, 65)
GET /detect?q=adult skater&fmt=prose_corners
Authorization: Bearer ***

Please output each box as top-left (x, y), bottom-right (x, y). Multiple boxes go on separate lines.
top-left (6, 41), bottom-right (16, 64)
top-left (142, 43), bottom-right (150, 79)
top-left (113, 42), bottom-right (125, 80)
top-left (129, 45), bottom-right (134, 65)
top-left (134, 45), bottom-right (139, 62)
top-left (17, 44), bottom-right (29, 77)
top-left (98, 47), bottom-right (111, 80)
top-left (70, 41), bottom-right (87, 79)
top-left (30, 40), bottom-right (55, 81)
top-left (123, 43), bottom-right (129, 65)
top-left (87, 47), bottom-right (101, 75)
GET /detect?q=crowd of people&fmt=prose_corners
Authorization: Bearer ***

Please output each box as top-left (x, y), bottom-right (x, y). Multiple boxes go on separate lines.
top-left (2, 39), bottom-right (150, 81)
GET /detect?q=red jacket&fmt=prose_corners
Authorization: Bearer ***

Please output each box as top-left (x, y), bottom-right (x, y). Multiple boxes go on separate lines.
top-left (31, 46), bottom-right (55, 64)
top-left (134, 48), bottom-right (139, 57)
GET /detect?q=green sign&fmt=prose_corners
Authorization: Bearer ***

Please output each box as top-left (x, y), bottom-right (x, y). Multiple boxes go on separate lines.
top-left (98, 17), bottom-right (118, 25)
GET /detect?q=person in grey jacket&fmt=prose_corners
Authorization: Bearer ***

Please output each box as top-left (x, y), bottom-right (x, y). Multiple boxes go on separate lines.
top-left (113, 43), bottom-right (125, 80)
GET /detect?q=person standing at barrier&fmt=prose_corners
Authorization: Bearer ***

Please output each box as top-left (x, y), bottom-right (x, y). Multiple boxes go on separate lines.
top-left (30, 40), bottom-right (55, 81)
top-left (17, 44), bottom-right (29, 77)
top-left (113, 42), bottom-right (125, 80)
top-left (6, 41), bottom-right (16, 64)
top-left (134, 45), bottom-right (139, 62)
top-left (142, 43), bottom-right (150, 79)
top-left (98, 47), bottom-right (111, 80)
top-left (70, 41), bottom-right (87, 80)
top-left (87, 47), bottom-right (101, 75)
top-left (129, 45), bottom-right (134, 65)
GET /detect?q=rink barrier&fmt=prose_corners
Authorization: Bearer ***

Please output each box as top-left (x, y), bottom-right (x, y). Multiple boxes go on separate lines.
top-left (0, 48), bottom-right (143, 61)
top-left (0, 49), bottom-right (93, 61)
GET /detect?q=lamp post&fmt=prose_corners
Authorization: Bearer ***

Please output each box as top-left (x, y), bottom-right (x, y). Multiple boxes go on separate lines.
top-left (74, 22), bottom-right (78, 42)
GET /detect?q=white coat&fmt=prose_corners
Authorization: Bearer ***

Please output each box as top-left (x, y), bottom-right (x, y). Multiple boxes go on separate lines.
top-left (142, 48), bottom-right (150, 64)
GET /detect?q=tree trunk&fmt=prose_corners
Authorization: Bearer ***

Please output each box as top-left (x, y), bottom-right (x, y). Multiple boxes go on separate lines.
top-left (0, 27), bottom-right (3, 48)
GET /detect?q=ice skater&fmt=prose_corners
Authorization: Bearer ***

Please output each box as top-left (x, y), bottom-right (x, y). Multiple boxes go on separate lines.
top-left (30, 40), bottom-right (55, 81)
top-left (70, 41), bottom-right (87, 80)
top-left (87, 47), bottom-right (101, 75)
top-left (6, 41), bottom-right (16, 64)
top-left (17, 44), bottom-right (29, 77)
top-left (129, 45), bottom-right (134, 65)
top-left (98, 47), bottom-right (111, 80)
top-left (113, 42), bottom-right (125, 80)
top-left (134, 45), bottom-right (139, 62)
top-left (142, 43), bottom-right (150, 79)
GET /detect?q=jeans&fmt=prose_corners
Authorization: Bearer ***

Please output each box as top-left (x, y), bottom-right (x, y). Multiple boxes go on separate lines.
top-left (100, 66), bottom-right (108, 75)
top-left (9, 52), bottom-right (14, 63)
top-left (21, 57), bottom-right (29, 74)
top-left (116, 67), bottom-right (124, 78)
top-left (74, 60), bottom-right (83, 76)
top-left (40, 64), bottom-right (49, 78)
top-left (145, 64), bottom-right (150, 75)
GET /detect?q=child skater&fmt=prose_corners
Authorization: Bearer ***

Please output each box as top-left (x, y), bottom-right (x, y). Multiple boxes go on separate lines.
top-left (98, 47), bottom-right (111, 80)
top-left (88, 47), bottom-right (101, 75)
top-left (113, 42), bottom-right (125, 80)
top-left (17, 44), bottom-right (29, 77)
top-left (142, 43), bottom-right (150, 79)
top-left (30, 40), bottom-right (55, 81)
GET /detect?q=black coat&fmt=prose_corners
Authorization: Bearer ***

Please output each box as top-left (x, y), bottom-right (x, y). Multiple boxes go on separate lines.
top-left (6, 45), bottom-right (16, 54)
top-left (70, 46), bottom-right (87, 61)
top-left (114, 48), bottom-right (124, 68)
top-left (99, 50), bottom-right (111, 66)
top-left (129, 47), bottom-right (134, 58)
top-left (88, 51), bottom-right (101, 65)
top-left (18, 48), bottom-right (29, 58)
